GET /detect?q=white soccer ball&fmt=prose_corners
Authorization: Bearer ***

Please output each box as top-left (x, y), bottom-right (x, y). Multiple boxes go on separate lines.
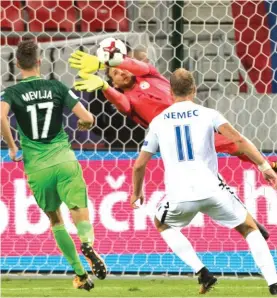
top-left (97, 37), bottom-right (127, 66)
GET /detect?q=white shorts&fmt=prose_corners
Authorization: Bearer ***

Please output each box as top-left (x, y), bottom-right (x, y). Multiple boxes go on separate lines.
top-left (155, 187), bottom-right (247, 229)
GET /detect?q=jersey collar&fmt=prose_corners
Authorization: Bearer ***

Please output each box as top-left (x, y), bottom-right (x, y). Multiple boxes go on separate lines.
top-left (21, 76), bottom-right (42, 83)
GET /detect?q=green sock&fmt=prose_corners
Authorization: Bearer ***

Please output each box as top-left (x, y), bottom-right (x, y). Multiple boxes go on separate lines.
top-left (52, 225), bottom-right (86, 276)
top-left (76, 221), bottom-right (94, 244)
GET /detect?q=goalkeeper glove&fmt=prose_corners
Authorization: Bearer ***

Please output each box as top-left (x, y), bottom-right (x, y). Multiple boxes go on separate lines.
top-left (74, 70), bottom-right (109, 92)
top-left (68, 50), bottom-right (106, 73)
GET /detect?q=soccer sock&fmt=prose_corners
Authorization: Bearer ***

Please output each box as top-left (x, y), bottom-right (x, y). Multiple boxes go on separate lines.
top-left (52, 225), bottom-right (86, 276)
top-left (161, 228), bottom-right (204, 273)
top-left (246, 230), bottom-right (277, 286)
top-left (76, 221), bottom-right (95, 245)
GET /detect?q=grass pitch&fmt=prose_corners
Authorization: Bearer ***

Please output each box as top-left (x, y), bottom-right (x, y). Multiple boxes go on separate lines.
top-left (1, 277), bottom-right (272, 297)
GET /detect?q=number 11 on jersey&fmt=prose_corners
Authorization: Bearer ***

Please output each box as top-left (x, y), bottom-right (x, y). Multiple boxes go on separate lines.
top-left (174, 125), bottom-right (194, 161)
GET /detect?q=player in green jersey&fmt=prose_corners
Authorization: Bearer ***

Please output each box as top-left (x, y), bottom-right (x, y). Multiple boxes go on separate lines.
top-left (0, 40), bottom-right (106, 291)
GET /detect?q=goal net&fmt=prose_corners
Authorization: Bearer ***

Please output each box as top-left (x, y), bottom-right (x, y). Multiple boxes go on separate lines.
top-left (1, 0), bottom-right (277, 276)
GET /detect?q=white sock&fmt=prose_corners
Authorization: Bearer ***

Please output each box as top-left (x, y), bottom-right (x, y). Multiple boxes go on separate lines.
top-left (246, 230), bottom-right (277, 286)
top-left (161, 228), bottom-right (204, 273)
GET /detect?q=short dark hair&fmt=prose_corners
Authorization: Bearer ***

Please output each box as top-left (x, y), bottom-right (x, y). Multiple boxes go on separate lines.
top-left (170, 68), bottom-right (195, 97)
top-left (16, 40), bottom-right (38, 70)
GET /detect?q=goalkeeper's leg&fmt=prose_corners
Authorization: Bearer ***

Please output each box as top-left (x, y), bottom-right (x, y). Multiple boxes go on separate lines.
top-left (235, 153), bottom-right (277, 173)
top-left (57, 161), bottom-right (107, 280)
top-left (215, 133), bottom-right (277, 172)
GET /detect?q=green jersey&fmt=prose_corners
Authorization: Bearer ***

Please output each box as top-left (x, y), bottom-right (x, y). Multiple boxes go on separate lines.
top-left (1, 76), bottom-right (79, 174)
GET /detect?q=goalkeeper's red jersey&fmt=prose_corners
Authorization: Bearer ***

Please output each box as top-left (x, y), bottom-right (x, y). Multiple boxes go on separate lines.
top-left (103, 58), bottom-right (239, 155)
top-left (103, 58), bottom-right (172, 127)
top-left (122, 65), bottom-right (172, 127)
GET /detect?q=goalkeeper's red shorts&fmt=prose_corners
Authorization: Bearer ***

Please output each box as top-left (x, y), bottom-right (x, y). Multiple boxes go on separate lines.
top-left (214, 133), bottom-right (239, 155)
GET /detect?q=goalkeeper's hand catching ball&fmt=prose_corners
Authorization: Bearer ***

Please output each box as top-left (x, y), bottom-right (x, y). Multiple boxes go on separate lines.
top-left (68, 50), bottom-right (106, 73)
top-left (74, 70), bottom-right (109, 92)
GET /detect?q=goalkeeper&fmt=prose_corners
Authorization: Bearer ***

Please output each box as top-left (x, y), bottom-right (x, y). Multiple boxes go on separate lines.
top-left (69, 50), bottom-right (275, 239)
top-left (1, 40), bottom-right (106, 291)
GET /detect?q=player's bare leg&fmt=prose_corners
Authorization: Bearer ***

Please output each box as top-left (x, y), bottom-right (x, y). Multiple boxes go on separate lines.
top-left (46, 209), bottom-right (93, 291)
top-left (215, 134), bottom-right (271, 240)
top-left (218, 166), bottom-right (270, 241)
top-left (235, 213), bottom-right (277, 295)
top-left (154, 217), bottom-right (217, 294)
top-left (70, 207), bottom-right (107, 280)
top-left (251, 219), bottom-right (269, 240)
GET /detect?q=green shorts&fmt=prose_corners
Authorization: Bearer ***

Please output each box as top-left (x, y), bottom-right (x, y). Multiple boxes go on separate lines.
top-left (27, 161), bottom-right (88, 212)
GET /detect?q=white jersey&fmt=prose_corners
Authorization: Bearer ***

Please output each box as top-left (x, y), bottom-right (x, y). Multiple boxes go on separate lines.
top-left (141, 101), bottom-right (228, 202)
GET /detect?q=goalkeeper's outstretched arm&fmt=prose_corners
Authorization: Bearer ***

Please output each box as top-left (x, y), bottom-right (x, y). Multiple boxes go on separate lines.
top-left (69, 50), bottom-right (157, 77)
top-left (116, 57), bottom-right (158, 76)
top-left (102, 87), bottom-right (131, 114)
top-left (74, 71), bottom-right (131, 114)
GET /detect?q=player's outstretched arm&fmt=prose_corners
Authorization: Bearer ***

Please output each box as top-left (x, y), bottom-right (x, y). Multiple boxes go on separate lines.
top-left (69, 50), bottom-right (157, 77)
top-left (218, 123), bottom-right (277, 188)
top-left (102, 87), bottom-right (131, 115)
top-left (74, 71), bottom-right (131, 114)
top-left (131, 125), bottom-right (158, 208)
top-left (0, 102), bottom-right (22, 161)
top-left (116, 57), bottom-right (158, 77)
top-left (131, 151), bottom-right (153, 209)
top-left (68, 51), bottom-right (106, 74)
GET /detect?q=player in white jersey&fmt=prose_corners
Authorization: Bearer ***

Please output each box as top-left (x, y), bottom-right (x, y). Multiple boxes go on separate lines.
top-left (130, 69), bottom-right (277, 295)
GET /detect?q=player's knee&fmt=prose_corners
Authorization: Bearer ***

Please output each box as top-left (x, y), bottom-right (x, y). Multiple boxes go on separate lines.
top-left (70, 207), bottom-right (89, 225)
top-left (45, 209), bottom-right (64, 226)
top-left (235, 213), bottom-right (257, 238)
top-left (154, 216), bottom-right (170, 233)
top-left (235, 224), bottom-right (256, 238)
